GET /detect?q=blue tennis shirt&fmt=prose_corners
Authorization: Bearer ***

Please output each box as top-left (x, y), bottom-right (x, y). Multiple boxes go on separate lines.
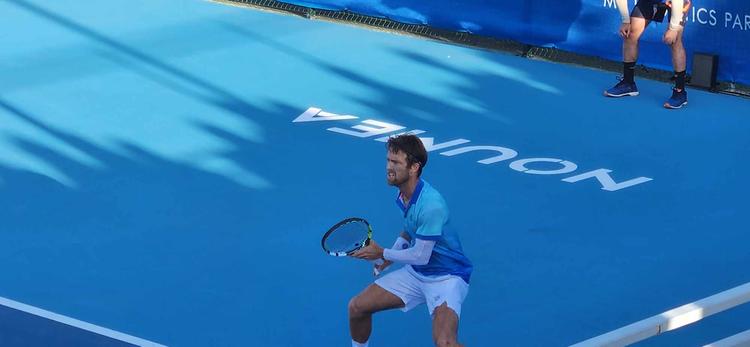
top-left (396, 179), bottom-right (473, 284)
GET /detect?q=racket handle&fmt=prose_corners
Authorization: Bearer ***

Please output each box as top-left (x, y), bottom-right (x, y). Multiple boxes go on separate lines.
top-left (370, 258), bottom-right (384, 276)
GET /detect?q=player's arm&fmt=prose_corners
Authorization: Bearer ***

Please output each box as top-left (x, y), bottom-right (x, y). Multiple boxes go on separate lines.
top-left (399, 231), bottom-right (411, 243)
top-left (383, 206), bottom-right (444, 266)
top-left (668, 0), bottom-right (684, 30)
top-left (352, 231), bottom-right (417, 262)
top-left (374, 232), bottom-right (418, 271)
top-left (615, 0), bottom-right (632, 38)
top-left (662, 0), bottom-right (684, 44)
top-left (382, 238), bottom-right (435, 266)
top-left (616, 0), bottom-right (630, 23)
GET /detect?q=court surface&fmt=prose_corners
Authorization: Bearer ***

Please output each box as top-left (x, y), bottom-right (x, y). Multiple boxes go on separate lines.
top-left (1, 0), bottom-right (749, 346)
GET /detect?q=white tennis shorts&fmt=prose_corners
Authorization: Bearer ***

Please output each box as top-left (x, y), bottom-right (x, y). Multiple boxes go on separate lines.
top-left (375, 265), bottom-right (469, 317)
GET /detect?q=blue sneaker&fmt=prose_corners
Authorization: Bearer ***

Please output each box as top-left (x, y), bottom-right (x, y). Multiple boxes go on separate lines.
top-left (604, 79), bottom-right (639, 97)
top-left (664, 88), bottom-right (688, 109)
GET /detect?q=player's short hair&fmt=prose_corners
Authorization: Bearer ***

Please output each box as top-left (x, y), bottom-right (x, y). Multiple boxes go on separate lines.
top-left (386, 134), bottom-right (427, 177)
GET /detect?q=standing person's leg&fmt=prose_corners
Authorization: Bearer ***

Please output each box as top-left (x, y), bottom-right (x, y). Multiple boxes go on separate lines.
top-left (670, 29), bottom-right (687, 74)
top-left (348, 284), bottom-right (404, 346)
top-left (668, 0), bottom-right (690, 78)
top-left (664, 19), bottom-right (689, 108)
top-left (605, 16), bottom-right (650, 97)
top-left (623, 17), bottom-right (650, 67)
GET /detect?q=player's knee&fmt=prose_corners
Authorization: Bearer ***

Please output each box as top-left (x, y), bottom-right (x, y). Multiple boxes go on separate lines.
top-left (348, 296), bottom-right (366, 316)
top-left (432, 305), bottom-right (459, 346)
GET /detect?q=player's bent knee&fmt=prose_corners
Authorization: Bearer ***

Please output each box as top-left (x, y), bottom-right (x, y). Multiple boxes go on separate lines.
top-left (348, 296), bottom-right (371, 317)
top-left (348, 297), bottom-right (362, 316)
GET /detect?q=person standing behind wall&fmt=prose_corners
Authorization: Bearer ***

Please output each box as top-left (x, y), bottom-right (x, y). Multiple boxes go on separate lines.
top-left (604, 0), bottom-right (692, 109)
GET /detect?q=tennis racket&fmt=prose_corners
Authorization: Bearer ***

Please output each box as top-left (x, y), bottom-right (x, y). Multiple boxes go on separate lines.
top-left (321, 217), bottom-right (384, 275)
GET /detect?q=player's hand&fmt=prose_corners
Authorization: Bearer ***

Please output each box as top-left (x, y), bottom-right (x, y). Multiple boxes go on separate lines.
top-left (351, 240), bottom-right (384, 261)
top-left (663, 29), bottom-right (678, 45)
top-left (375, 259), bottom-right (393, 273)
top-left (619, 23), bottom-right (631, 38)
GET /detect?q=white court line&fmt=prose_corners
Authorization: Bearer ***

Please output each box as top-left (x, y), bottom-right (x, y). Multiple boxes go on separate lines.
top-left (0, 296), bottom-right (167, 347)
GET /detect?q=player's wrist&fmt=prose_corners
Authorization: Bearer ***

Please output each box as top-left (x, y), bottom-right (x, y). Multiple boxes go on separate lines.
top-left (375, 245), bottom-right (385, 259)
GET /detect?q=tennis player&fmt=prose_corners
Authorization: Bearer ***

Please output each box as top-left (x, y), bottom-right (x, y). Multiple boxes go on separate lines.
top-left (605, 0), bottom-right (691, 109)
top-left (350, 134), bottom-right (473, 347)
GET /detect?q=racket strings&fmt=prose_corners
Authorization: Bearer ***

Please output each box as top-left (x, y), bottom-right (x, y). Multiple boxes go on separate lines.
top-left (323, 220), bottom-right (369, 254)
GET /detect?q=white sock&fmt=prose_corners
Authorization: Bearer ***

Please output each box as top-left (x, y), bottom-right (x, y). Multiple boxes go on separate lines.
top-left (352, 339), bottom-right (369, 347)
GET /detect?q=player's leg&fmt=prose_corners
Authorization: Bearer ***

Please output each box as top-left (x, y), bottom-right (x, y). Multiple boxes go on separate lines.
top-left (348, 283), bottom-right (404, 345)
top-left (424, 276), bottom-right (470, 347)
top-left (605, 3), bottom-right (651, 97)
top-left (623, 16), bottom-right (649, 63)
top-left (667, 0), bottom-right (690, 74)
top-left (664, 12), bottom-right (688, 108)
top-left (669, 27), bottom-right (686, 73)
top-left (432, 303), bottom-right (462, 347)
top-left (349, 266), bottom-right (424, 346)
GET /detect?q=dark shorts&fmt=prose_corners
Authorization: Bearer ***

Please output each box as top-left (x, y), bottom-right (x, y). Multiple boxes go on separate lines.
top-left (632, 0), bottom-right (689, 26)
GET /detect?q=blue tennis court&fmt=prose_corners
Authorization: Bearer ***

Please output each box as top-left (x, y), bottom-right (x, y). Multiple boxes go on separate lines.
top-left (1, 0), bottom-right (749, 346)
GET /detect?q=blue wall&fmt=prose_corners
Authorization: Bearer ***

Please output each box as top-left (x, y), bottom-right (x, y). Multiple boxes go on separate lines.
top-left (280, 0), bottom-right (750, 85)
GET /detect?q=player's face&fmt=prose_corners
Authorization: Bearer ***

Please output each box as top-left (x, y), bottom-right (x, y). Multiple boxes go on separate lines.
top-left (386, 150), bottom-right (412, 186)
